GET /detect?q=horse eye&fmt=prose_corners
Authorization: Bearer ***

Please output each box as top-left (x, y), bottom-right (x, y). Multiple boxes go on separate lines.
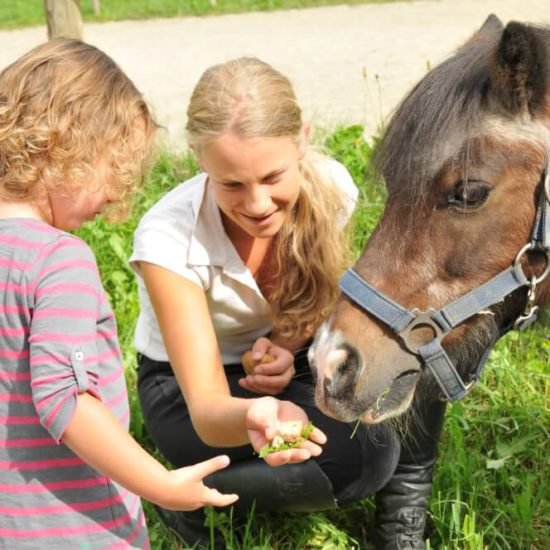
top-left (447, 181), bottom-right (491, 210)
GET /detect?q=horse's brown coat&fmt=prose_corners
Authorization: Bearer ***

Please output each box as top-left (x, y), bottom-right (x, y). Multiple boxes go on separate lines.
top-left (310, 16), bottom-right (550, 423)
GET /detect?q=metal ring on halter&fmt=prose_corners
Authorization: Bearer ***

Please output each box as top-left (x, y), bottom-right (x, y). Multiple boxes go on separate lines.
top-left (513, 243), bottom-right (550, 285)
top-left (397, 308), bottom-right (447, 354)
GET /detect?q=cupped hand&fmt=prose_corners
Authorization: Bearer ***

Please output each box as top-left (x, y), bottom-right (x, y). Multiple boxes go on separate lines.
top-left (159, 455), bottom-right (239, 511)
top-left (246, 397), bottom-right (326, 467)
top-left (239, 337), bottom-right (295, 395)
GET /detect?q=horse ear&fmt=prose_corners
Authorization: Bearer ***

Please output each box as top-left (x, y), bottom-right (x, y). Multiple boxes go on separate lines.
top-left (463, 14), bottom-right (503, 48)
top-left (489, 21), bottom-right (549, 115)
top-left (478, 14), bottom-right (504, 35)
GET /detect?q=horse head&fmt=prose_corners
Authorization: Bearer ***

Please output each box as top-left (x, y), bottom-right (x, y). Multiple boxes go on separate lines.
top-left (309, 15), bottom-right (550, 424)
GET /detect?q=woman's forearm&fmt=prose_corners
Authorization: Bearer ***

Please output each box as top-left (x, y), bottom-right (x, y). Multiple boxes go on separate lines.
top-left (187, 392), bottom-right (255, 447)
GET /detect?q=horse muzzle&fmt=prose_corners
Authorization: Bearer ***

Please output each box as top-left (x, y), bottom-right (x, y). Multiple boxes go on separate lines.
top-left (309, 323), bottom-right (422, 423)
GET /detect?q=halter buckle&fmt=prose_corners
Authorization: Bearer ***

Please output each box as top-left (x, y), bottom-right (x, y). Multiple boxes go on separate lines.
top-left (398, 308), bottom-right (448, 354)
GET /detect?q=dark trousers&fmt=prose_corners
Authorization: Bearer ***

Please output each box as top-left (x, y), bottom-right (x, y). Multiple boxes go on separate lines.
top-left (137, 352), bottom-right (400, 505)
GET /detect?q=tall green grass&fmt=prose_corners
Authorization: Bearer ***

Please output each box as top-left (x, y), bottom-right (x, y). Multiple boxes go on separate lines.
top-left (78, 125), bottom-right (549, 549)
top-left (0, 0), bottom-right (401, 30)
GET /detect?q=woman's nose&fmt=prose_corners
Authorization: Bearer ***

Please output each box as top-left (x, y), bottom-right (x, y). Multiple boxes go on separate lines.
top-left (245, 186), bottom-right (271, 214)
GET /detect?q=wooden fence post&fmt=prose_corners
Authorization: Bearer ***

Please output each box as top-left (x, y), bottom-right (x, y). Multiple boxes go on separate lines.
top-left (44, 0), bottom-right (83, 40)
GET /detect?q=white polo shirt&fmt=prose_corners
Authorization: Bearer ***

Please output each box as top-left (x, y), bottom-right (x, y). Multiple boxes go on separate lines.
top-left (130, 157), bottom-right (358, 364)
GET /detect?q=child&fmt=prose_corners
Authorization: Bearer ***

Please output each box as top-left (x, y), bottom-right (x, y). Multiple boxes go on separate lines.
top-left (0, 39), bottom-right (237, 549)
top-left (131, 57), bottom-right (399, 547)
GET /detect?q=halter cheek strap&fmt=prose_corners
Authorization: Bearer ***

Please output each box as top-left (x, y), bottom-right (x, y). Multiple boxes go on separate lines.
top-left (532, 167), bottom-right (550, 248)
top-left (339, 164), bottom-right (550, 401)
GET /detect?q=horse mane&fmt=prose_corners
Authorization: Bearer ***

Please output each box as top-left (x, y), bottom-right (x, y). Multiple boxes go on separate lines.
top-left (373, 16), bottom-right (550, 202)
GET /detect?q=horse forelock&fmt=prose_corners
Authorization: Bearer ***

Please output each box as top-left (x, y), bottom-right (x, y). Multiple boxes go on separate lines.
top-left (374, 22), bottom-right (550, 203)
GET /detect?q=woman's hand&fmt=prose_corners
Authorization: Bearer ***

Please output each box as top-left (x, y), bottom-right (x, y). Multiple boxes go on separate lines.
top-left (159, 455), bottom-right (239, 511)
top-left (246, 396), bottom-right (327, 466)
top-left (239, 337), bottom-right (295, 395)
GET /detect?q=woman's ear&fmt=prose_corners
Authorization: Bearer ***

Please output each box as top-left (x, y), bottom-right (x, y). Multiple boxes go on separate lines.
top-left (190, 145), bottom-right (205, 171)
top-left (298, 124), bottom-right (310, 159)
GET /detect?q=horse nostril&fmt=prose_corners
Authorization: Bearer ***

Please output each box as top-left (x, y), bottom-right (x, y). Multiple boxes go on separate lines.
top-left (322, 344), bottom-right (361, 399)
top-left (336, 344), bottom-right (359, 376)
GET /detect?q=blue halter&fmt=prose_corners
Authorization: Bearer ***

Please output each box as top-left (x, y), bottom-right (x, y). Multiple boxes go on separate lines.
top-left (339, 165), bottom-right (550, 401)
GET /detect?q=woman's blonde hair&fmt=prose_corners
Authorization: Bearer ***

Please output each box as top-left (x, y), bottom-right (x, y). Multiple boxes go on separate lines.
top-left (187, 57), bottom-right (353, 338)
top-left (0, 39), bottom-right (157, 220)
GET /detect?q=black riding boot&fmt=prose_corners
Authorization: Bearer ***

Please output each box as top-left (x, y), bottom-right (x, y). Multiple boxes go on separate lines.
top-left (155, 458), bottom-right (337, 548)
top-left (374, 399), bottom-right (447, 549)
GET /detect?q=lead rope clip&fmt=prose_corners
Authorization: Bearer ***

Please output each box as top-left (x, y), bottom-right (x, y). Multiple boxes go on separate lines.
top-left (514, 276), bottom-right (539, 330)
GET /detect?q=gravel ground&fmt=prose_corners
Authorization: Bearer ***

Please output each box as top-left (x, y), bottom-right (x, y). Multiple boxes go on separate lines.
top-left (0, 0), bottom-right (548, 149)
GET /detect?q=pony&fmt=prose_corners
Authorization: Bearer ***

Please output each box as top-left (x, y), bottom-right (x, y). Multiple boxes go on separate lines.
top-left (310, 14), bottom-right (549, 426)
top-left (308, 15), bottom-right (549, 548)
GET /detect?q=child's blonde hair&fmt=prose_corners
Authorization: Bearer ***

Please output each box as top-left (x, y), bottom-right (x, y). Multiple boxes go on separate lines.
top-left (187, 57), bottom-right (352, 338)
top-left (0, 39), bottom-right (157, 220)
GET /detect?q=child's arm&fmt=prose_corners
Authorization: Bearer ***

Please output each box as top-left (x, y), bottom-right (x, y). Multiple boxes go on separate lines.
top-left (139, 262), bottom-right (326, 465)
top-left (29, 239), bottom-right (235, 509)
top-left (62, 392), bottom-right (238, 511)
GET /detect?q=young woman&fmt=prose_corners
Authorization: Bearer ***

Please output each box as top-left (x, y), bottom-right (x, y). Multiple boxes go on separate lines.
top-left (0, 39), bottom-right (238, 549)
top-left (131, 57), bottom-right (400, 547)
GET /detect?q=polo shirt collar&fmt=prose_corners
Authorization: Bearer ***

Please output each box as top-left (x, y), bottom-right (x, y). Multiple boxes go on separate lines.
top-left (187, 175), bottom-right (252, 276)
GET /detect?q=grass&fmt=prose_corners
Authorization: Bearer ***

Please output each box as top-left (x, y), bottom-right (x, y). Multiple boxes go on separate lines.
top-left (0, 0), bottom-right (402, 29)
top-left (77, 125), bottom-right (549, 549)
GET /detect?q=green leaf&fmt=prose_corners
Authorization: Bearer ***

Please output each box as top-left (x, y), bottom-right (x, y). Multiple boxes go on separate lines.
top-left (258, 422), bottom-right (315, 458)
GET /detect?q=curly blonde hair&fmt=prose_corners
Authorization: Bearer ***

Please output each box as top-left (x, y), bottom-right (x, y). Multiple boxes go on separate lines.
top-left (0, 39), bottom-right (157, 220)
top-left (186, 57), bottom-right (353, 338)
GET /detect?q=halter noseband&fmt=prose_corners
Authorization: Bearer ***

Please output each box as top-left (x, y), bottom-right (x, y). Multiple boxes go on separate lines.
top-left (339, 164), bottom-right (550, 401)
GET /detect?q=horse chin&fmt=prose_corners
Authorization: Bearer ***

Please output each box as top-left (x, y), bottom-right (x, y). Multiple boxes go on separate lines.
top-left (361, 387), bottom-right (417, 424)
top-left (314, 368), bottom-right (421, 424)
top-left (315, 401), bottom-right (362, 424)
top-left (313, 385), bottom-right (364, 423)
top-left (359, 369), bottom-right (420, 424)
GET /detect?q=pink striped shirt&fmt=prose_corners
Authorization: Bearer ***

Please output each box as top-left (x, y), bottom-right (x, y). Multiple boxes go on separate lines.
top-left (0, 219), bottom-right (148, 549)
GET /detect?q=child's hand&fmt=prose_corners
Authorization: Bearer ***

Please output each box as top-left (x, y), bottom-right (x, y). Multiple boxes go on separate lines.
top-left (239, 337), bottom-right (295, 395)
top-left (246, 397), bottom-right (326, 467)
top-left (159, 455), bottom-right (239, 511)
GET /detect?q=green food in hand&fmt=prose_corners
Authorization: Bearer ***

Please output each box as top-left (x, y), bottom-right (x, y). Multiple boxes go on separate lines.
top-left (259, 421), bottom-right (315, 458)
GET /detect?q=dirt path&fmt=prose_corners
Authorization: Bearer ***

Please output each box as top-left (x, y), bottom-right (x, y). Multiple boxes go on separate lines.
top-left (0, 0), bottom-right (548, 148)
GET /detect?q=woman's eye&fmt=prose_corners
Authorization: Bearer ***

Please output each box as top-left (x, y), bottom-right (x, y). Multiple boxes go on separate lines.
top-left (263, 172), bottom-right (284, 185)
top-left (447, 181), bottom-right (491, 210)
top-left (221, 181), bottom-right (242, 189)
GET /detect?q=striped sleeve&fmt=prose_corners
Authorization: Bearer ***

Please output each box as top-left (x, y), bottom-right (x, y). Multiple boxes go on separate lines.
top-left (28, 236), bottom-right (104, 442)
